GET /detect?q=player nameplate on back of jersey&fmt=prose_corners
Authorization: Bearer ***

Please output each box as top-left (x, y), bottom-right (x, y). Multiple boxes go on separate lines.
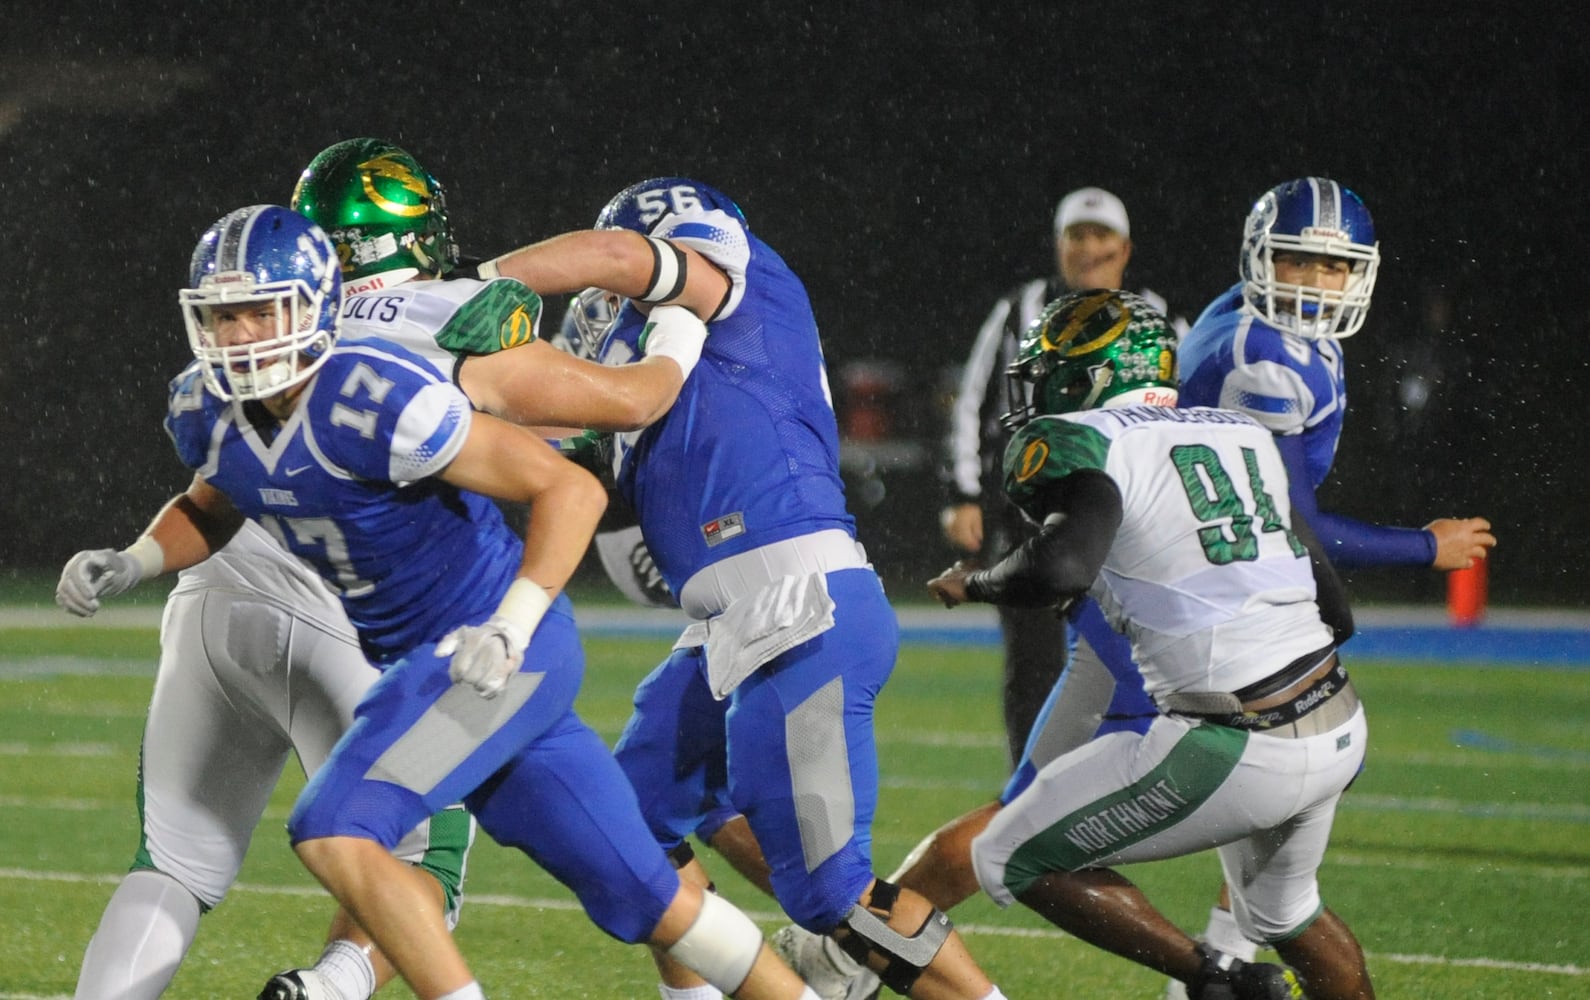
top-left (702, 512), bottom-right (746, 547)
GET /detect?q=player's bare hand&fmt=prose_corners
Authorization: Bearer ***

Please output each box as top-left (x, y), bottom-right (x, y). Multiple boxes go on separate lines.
top-left (927, 562), bottom-right (974, 608)
top-left (1426, 517), bottom-right (1496, 571)
top-left (939, 502), bottom-right (983, 553)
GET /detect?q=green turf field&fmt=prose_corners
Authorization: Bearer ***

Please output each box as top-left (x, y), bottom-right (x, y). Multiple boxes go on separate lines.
top-left (2, 622), bottom-right (1587, 998)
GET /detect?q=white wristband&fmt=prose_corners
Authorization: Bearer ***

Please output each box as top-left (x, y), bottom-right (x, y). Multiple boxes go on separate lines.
top-left (495, 577), bottom-right (553, 636)
top-left (476, 257), bottom-right (501, 281)
top-left (640, 305), bottom-right (708, 379)
top-left (121, 536), bottom-right (165, 580)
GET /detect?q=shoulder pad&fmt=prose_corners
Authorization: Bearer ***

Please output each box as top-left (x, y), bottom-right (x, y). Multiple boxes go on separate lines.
top-left (1003, 416), bottom-right (1111, 507)
top-left (432, 278), bottom-right (543, 356)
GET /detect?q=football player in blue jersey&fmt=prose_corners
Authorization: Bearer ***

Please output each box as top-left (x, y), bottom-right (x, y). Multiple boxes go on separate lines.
top-left (58, 136), bottom-right (735, 1000)
top-left (59, 203), bottom-right (822, 1000)
top-left (1174, 177), bottom-right (1494, 988)
top-left (481, 179), bottom-right (1008, 1000)
top-left (1179, 176), bottom-right (1494, 572)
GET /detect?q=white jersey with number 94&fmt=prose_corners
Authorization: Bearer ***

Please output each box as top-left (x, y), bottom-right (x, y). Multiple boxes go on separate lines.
top-left (1002, 405), bottom-right (1334, 701)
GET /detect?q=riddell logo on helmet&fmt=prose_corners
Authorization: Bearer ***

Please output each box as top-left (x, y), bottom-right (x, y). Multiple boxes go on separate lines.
top-left (1299, 225), bottom-right (1349, 242)
top-left (1142, 389), bottom-right (1177, 406)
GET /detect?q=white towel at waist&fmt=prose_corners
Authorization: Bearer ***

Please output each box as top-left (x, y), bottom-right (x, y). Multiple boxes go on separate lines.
top-left (678, 529), bottom-right (867, 619)
top-left (670, 570), bottom-right (838, 699)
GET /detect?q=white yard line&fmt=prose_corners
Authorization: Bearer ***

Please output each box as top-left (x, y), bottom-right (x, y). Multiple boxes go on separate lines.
top-left (0, 867), bottom-right (1582, 984)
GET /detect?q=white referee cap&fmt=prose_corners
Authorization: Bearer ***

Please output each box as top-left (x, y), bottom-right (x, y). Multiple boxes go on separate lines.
top-left (1054, 187), bottom-right (1130, 238)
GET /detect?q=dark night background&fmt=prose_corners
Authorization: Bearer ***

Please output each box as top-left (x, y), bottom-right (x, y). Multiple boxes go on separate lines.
top-left (2, 4), bottom-right (1585, 607)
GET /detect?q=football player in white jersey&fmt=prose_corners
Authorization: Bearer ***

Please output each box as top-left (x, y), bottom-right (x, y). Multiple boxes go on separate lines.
top-left (919, 289), bottom-right (1374, 1000)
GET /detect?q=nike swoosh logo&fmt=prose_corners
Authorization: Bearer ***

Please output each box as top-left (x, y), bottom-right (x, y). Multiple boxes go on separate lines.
top-left (285, 465), bottom-right (312, 477)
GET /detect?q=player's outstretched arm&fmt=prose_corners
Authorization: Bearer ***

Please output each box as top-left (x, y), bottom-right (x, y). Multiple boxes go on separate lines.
top-left (1426, 516), bottom-right (1496, 571)
top-left (460, 305), bottom-right (707, 432)
top-left (930, 470), bottom-right (1122, 610)
top-left (486, 229), bottom-right (730, 321)
top-left (1275, 433), bottom-right (1440, 569)
top-left (56, 475), bottom-right (242, 617)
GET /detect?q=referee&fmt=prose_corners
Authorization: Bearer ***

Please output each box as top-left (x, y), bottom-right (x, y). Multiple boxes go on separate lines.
top-left (938, 186), bottom-right (1185, 765)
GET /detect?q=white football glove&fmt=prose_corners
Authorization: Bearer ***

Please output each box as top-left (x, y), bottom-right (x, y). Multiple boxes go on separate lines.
top-left (437, 616), bottom-right (531, 699)
top-left (438, 579), bottom-right (552, 699)
top-left (56, 547), bottom-right (148, 617)
top-left (638, 305), bottom-right (708, 380)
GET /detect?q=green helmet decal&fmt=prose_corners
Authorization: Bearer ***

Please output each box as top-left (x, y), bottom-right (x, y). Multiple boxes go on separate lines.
top-left (291, 137), bottom-right (458, 281)
top-left (1002, 288), bottom-right (1178, 429)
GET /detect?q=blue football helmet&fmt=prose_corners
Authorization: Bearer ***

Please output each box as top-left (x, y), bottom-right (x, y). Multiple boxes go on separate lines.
top-left (1240, 177), bottom-right (1380, 339)
top-left (595, 176), bottom-right (746, 233)
top-left (180, 205), bottom-right (342, 401)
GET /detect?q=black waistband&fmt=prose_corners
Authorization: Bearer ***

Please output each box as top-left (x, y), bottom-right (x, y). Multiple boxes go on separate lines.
top-left (1232, 644), bottom-right (1337, 703)
top-left (1206, 656), bottom-right (1350, 732)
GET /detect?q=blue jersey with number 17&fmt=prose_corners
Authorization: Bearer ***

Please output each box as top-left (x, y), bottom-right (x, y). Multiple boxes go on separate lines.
top-left (598, 208), bottom-right (854, 593)
top-left (163, 336), bottom-right (522, 664)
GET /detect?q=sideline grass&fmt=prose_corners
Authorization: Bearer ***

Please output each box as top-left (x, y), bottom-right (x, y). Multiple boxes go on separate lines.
top-left (2, 625), bottom-right (1587, 998)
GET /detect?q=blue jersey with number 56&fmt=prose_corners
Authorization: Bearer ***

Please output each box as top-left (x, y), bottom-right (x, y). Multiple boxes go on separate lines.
top-left (164, 336), bottom-right (522, 663)
top-left (598, 208), bottom-right (855, 595)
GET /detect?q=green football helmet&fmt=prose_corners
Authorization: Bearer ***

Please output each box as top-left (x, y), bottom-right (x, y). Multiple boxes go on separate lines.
top-left (291, 137), bottom-right (458, 282)
top-left (1001, 288), bottom-right (1179, 429)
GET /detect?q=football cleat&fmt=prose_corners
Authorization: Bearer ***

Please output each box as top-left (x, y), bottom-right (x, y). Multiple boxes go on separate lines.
top-left (770, 923), bottom-right (882, 1000)
top-left (256, 968), bottom-right (342, 1000)
top-left (1187, 946), bottom-right (1307, 1000)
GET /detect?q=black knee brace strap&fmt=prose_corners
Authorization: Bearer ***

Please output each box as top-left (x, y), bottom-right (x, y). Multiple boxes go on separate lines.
top-left (666, 840), bottom-right (696, 869)
top-left (665, 840), bottom-right (716, 893)
top-left (836, 879), bottom-right (954, 995)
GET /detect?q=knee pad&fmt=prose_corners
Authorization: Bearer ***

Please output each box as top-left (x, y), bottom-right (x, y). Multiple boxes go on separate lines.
top-left (834, 879), bottom-right (953, 995)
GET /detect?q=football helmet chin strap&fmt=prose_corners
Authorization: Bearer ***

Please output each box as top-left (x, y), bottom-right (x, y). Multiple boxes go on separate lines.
top-left (834, 878), bottom-right (954, 995)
